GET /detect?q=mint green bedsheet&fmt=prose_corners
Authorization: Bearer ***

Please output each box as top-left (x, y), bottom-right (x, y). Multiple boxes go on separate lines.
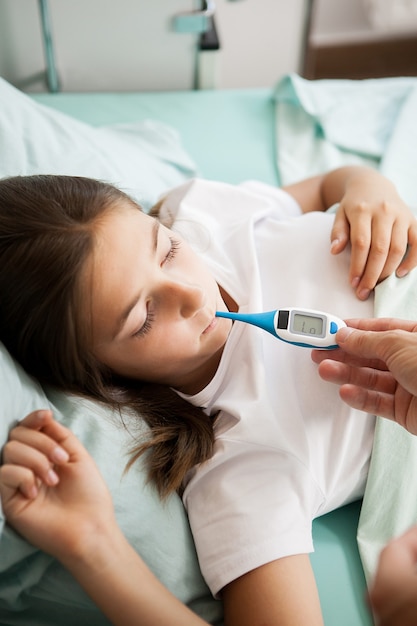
top-left (274, 73), bottom-right (417, 623)
top-left (33, 89), bottom-right (278, 187)
top-left (30, 85), bottom-right (373, 626)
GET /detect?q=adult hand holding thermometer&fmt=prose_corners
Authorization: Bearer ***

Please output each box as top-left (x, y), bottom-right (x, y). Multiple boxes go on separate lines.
top-left (215, 308), bottom-right (346, 349)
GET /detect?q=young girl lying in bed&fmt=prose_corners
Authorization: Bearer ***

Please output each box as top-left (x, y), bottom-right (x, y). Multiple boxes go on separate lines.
top-left (1, 168), bottom-right (416, 626)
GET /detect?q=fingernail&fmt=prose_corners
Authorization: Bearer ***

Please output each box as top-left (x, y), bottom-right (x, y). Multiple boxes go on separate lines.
top-left (46, 469), bottom-right (59, 485)
top-left (358, 288), bottom-right (370, 300)
top-left (34, 409), bottom-right (51, 424)
top-left (351, 276), bottom-right (360, 288)
top-left (330, 239), bottom-right (340, 252)
top-left (396, 268), bottom-right (408, 278)
top-left (52, 447), bottom-right (69, 463)
top-left (28, 485), bottom-right (38, 499)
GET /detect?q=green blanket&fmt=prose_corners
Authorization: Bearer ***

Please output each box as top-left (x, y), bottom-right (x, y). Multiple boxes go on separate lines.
top-left (274, 74), bottom-right (417, 584)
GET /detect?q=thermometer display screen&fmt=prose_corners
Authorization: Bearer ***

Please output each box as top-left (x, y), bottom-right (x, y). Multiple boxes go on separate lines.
top-left (291, 313), bottom-right (325, 337)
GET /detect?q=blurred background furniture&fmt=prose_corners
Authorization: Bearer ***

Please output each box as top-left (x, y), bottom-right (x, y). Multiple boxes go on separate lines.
top-left (303, 0), bottom-right (417, 79)
top-left (0, 0), bottom-right (308, 92)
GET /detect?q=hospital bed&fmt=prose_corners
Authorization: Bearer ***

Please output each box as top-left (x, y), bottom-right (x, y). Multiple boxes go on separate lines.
top-left (1, 72), bottom-right (417, 625)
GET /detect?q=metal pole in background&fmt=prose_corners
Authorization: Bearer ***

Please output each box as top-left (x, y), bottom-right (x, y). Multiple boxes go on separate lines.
top-left (38, 0), bottom-right (60, 92)
top-left (300, 0), bottom-right (315, 77)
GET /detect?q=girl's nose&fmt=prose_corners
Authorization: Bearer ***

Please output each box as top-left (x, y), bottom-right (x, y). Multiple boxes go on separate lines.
top-left (162, 278), bottom-right (205, 318)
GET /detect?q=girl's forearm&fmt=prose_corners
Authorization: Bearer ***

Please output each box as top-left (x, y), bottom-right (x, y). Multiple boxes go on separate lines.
top-left (61, 526), bottom-right (209, 626)
top-left (319, 166), bottom-right (395, 210)
top-left (283, 166), bottom-right (393, 214)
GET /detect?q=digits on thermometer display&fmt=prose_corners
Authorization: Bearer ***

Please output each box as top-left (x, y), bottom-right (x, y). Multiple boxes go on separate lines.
top-left (215, 307), bottom-right (346, 349)
top-left (292, 312), bottom-right (323, 336)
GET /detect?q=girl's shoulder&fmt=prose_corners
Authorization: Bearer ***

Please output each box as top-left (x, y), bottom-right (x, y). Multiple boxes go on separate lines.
top-left (158, 178), bottom-right (301, 228)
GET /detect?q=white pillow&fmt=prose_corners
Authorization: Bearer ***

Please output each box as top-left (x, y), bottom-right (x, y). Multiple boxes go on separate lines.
top-left (0, 78), bottom-right (196, 210)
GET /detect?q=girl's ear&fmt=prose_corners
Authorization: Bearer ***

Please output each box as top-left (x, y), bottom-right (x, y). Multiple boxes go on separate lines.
top-left (148, 198), bottom-right (165, 218)
top-left (148, 196), bottom-right (175, 228)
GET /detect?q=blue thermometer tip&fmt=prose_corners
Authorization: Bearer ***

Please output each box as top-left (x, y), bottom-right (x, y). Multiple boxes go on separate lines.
top-left (215, 310), bottom-right (277, 337)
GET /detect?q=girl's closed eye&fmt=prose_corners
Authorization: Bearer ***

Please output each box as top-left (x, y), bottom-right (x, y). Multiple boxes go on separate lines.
top-left (133, 238), bottom-right (180, 339)
top-left (133, 309), bottom-right (155, 338)
top-left (164, 237), bottom-right (181, 264)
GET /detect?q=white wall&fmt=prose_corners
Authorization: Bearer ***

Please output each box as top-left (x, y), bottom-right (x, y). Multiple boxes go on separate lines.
top-left (215, 0), bottom-right (306, 89)
top-left (0, 0), bottom-right (307, 92)
top-left (311, 0), bottom-right (417, 45)
top-left (311, 0), bottom-right (371, 44)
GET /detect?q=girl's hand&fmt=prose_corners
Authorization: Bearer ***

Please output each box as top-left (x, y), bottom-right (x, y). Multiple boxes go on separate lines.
top-left (330, 175), bottom-right (417, 300)
top-left (0, 410), bottom-right (116, 563)
top-left (1, 412), bottom-right (211, 626)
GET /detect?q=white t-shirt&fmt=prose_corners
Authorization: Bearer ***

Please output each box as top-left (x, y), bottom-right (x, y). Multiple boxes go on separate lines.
top-left (159, 178), bottom-right (375, 597)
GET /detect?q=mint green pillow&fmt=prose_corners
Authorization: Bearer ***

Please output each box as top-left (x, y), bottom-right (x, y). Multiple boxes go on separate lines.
top-left (0, 77), bottom-right (196, 211)
top-left (0, 77), bottom-right (221, 624)
top-left (0, 343), bottom-right (223, 625)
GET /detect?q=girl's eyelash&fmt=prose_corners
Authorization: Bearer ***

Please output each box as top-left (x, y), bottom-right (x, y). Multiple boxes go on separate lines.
top-left (165, 237), bottom-right (181, 263)
top-left (133, 310), bottom-right (155, 338)
top-left (133, 238), bottom-right (180, 339)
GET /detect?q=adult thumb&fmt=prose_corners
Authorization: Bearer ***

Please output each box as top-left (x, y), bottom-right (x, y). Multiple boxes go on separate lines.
top-left (336, 326), bottom-right (381, 360)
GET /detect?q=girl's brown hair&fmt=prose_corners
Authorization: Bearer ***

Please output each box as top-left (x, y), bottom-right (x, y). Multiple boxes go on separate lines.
top-left (0, 175), bottom-right (215, 496)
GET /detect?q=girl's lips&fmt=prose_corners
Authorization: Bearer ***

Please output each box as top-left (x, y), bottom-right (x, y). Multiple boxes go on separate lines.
top-left (202, 316), bottom-right (217, 334)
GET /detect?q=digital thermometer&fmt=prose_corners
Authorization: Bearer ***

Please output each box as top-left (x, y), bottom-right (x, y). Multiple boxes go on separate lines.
top-left (215, 307), bottom-right (346, 349)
